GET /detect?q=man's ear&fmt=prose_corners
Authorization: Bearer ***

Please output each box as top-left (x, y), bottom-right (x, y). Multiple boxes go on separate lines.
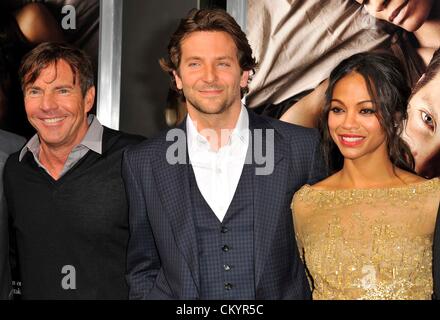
top-left (173, 70), bottom-right (183, 90)
top-left (240, 70), bottom-right (250, 88)
top-left (84, 86), bottom-right (95, 113)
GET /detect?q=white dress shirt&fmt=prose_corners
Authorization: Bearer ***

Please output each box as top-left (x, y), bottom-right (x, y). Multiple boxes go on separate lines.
top-left (187, 106), bottom-right (249, 222)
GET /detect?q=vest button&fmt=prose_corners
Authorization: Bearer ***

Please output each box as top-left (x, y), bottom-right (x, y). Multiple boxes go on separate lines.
top-left (221, 226), bottom-right (228, 233)
top-left (222, 245), bottom-right (230, 252)
top-left (224, 282), bottom-right (233, 290)
top-left (224, 264), bottom-right (231, 271)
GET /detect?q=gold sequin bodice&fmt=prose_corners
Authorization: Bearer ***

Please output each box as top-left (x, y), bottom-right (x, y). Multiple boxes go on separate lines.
top-left (292, 178), bottom-right (440, 300)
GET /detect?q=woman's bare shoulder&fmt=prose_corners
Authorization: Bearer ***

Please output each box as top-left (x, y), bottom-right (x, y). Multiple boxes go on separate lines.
top-left (309, 172), bottom-right (342, 191)
top-left (395, 168), bottom-right (427, 184)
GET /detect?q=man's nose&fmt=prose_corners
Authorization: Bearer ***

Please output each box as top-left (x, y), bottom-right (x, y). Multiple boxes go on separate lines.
top-left (40, 92), bottom-right (59, 112)
top-left (202, 64), bottom-right (218, 83)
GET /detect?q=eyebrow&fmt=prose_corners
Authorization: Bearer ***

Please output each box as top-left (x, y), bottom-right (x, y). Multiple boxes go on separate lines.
top-left (26, 85), bottom-right (42, 91)
top-left (330, 99), bottom-right (375, 106)
top-left (216, 56), bottom-right (234, 60)
top-left (25, 84), bottom-right (74, 91)
top-left (184, 56), bottom-right (234, 61)
top-left (184, 56), bottom-right (202, 61)
top-left (422, 95), bottom-right (435, 108)
top-left (54, 85), bottom-right (74, 90)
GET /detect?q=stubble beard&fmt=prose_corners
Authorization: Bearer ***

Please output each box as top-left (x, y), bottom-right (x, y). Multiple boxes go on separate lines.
top-left (185, 94), bottom-right (233, 116)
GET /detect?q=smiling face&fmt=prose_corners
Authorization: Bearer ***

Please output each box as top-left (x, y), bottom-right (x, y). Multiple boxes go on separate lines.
top-left (355, 0), bottom-right (433, 32)
top-left (402, 72), bottom-right (440, 175)
top-left (328, 71), bottom-right (388, 163)
top-left (24, 59), bottom-right (95, 150)
top-left (173, 31), bottom-right (249, 117)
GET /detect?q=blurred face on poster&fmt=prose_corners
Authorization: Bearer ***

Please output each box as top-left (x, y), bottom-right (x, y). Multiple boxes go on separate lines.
top-left (355, 0), bottom-right (433, 32)
top-left (402, 72), bottom-right (440, 177)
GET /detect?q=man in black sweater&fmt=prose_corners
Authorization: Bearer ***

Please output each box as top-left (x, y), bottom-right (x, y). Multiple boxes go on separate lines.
top-left (4, 42), bottom-right (144, 299)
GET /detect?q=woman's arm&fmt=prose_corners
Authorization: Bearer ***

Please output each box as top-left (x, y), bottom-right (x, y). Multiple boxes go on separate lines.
top-left (280, 80), bottom-right (328, 128)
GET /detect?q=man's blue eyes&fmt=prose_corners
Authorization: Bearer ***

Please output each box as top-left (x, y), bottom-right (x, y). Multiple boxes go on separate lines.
top-left (187, 63), bottom-right (230, 67)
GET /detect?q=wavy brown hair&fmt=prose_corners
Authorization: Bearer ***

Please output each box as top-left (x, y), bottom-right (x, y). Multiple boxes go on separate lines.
top-left (411, 48), bottom-right (440, 98)
top-left (19, 42), bottom-right (94, 96)
top-left (159, 8), bottom-right (257, 98)
top-left (320, 51), bottom-right (415, 173)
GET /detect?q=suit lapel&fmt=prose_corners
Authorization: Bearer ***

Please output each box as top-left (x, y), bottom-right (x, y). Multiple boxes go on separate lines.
top-left (151, 119), bottom-right (201, 293)
top-left (248, 111), bottom-right (289, 288)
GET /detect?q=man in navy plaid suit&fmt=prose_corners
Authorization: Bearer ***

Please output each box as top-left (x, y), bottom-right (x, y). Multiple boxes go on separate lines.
top-left (122, 8), bottom-right (327, 300)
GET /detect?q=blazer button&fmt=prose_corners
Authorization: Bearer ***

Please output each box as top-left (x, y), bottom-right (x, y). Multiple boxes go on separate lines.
top-left (224, 283), bottom-right (233, 290)
top-left (224, 264), bottom-right (231, 271)
top-left (221, 226), bottom-right (228, 233)
top-left (222, 245), bottom-right (230, 252)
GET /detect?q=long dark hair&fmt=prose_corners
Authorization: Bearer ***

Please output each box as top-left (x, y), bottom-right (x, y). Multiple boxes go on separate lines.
top-left (320, 51), bottom-right (415, 173)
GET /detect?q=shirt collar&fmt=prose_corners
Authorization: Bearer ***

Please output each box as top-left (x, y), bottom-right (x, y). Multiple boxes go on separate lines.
top-left (186, 104), bottom-right (249, 151)
top-left (19, 134), bottom-right (40, 162)
top-left (19, 114), bottom-right (104, 162)
top-left (81, 114), bottom-right (103, 154)
top-left (230, 104), bottom-right (249, 145)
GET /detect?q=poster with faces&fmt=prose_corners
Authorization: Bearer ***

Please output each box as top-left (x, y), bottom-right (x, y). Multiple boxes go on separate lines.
top-left (245, 0), bottom-right (439, 178)
top-left (0, 0), bottom-right (99, 138)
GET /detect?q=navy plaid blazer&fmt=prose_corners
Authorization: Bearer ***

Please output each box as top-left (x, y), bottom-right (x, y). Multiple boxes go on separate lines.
top-left (122, 110), bottom-right (327, 299)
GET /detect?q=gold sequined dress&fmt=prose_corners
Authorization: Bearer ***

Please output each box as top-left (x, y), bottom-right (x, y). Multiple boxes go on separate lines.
top-left (292, 178), bottom-right (440, 300)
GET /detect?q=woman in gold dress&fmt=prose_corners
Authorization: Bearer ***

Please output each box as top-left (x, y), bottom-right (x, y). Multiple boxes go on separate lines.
top-left (291, 52), bottom-right (440, 300)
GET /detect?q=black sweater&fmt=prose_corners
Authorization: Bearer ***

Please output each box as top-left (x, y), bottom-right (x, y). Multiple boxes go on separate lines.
top-left (4, 127), bottom-right (144, 299)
